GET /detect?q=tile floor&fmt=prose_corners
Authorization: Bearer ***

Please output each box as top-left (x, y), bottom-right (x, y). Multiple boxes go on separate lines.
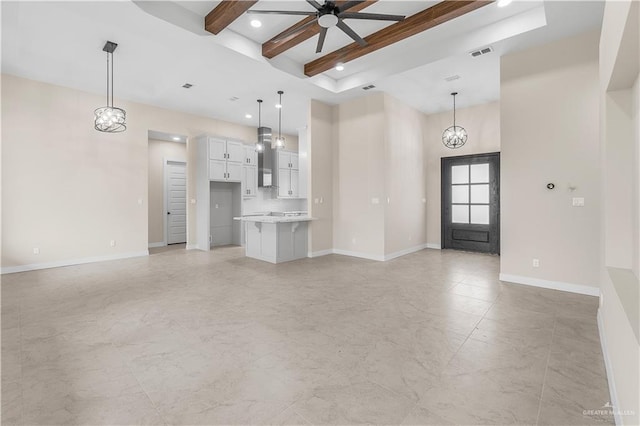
top-left (1, 247), bottom-right (613, 425)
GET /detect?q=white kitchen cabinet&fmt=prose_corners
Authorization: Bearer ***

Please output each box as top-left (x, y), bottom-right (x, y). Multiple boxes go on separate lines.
top-left (209, 160), bottom-right (226, 181)
top-left (277, 151), bottom-right (299, 198)
top-left (209, 159), bottom-right (241, 182)
top-left (290, 169), bottom-right (299, 198)
top-left (244, 145), bottom-right (258, 166)
top-left (209, 138), bottom-right (243, 163)
top-left (196, 135), bottom-right (246, 251)
top-left (277, 151), bottom-right (298, 170)
top-left (226, 141), bottom-right (244, 163)
top-left (242, 164), bottom-right (257, 197)
top-left (209, 138), bottom-right (227, 161)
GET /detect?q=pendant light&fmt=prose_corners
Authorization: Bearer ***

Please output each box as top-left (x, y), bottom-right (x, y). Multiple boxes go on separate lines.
top-left (94, 41), bottom-right (126, 133)
top-left (274, 90), bottom-right (285, 150)
top-left (442, 92), bottom-right (467, 149)
top-left (255, 99), bottom-right (265, 153)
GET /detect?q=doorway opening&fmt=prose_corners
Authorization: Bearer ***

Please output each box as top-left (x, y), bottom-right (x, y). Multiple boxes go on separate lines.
top-left (441, 152), bottom-right (500, 254)
top-left (148, 130), bottom-right (188, 250)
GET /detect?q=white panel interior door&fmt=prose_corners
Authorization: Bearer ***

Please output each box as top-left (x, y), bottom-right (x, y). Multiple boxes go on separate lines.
top-left (166, 161), bottom-right (187, 244)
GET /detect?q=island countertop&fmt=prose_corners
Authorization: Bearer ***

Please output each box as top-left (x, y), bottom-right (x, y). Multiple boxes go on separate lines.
top-left (233, 215), bottom-right (316, 223)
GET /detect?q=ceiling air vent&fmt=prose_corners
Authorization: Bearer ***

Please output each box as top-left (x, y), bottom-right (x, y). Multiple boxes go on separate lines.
top-left (182, 83), bottom-right (193, 88)
top-left (362, 84), bottom-right (376, 90)
top-left (445, 75), bottom-right (461, 82)
top-left (229, 96), bottom-right (240, 102)
top-left (470, 46), bottom-right (493, 57)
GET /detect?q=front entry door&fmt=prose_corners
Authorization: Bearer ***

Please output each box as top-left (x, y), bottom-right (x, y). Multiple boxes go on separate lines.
top-left (442, 152), bottom-right (500, 254)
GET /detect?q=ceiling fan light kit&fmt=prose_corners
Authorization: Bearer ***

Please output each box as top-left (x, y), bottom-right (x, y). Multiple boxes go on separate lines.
top-left (442, 92), bottom-right (467, 149)
top-left (94, 41), bottom-right (126, 133)
top-left (247, 0), bottom-right (405, 55)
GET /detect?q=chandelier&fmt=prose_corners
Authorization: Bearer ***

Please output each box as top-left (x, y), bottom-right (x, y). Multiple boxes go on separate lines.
top-left (442, 92), bottom-right (466, 149)
top-left (94, 41), bottom-right (126, 133)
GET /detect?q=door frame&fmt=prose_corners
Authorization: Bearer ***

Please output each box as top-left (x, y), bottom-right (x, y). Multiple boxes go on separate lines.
top-left (164, 158), bottom-right (187, 246)
top-left (441, 152), bottom-right (500, 254)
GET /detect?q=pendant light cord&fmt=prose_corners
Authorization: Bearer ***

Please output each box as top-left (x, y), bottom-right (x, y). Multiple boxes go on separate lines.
top-left (278, 92), bottom-right (282, 139)
top-left (110, 50), bottom-right (114, 108)
top-left (106, 51), bottom-right (110, 107)
top-left (453, 93), bottom-right (456, 127)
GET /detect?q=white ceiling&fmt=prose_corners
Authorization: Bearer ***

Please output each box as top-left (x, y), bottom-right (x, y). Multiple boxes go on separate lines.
top-left (1, 1), bottom-right (604, 135)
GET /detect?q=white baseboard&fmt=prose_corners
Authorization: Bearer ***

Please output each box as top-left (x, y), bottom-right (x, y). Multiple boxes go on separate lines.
top-left (185, 243), bottom-right (199, 250)
top-left (332, 249), bottom-right (385, 262)
top-left (1, 250), bottom-right (149, 274)
top-left (597, 310), bottom-right (622, 426)
top-left (499, 273), bottom-right (600, 297)
top-left (308, 249), bottom-right (333, 258)
top-left (309, 244), bottom-right (429, 262)
top-left (384, 243), bottom-right (429, 261)
top-left (148, 242), bottom-right (166, 248)
top-left (426, 243), bottom-right (442, 250)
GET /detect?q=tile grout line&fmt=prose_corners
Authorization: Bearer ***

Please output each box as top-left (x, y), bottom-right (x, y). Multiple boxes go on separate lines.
top-left (535, 316), bottom-right (558, 426)
top-left (110, 341), bottom-right (168, 426)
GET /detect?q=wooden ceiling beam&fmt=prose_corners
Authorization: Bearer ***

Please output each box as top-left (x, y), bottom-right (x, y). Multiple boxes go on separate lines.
top-left (205, 0), bottom-right (259, 35)
top-left (262, 0), bottom-right (377, 59)
top-left (304, 0), bottom-right (493, 77)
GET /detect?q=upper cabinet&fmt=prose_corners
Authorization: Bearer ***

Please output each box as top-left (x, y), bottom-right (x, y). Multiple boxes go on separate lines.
top-left (210, 138), bottom-right (243, 163)
top-left (277, 150), bottom-right (300, 198)
top-left (277, 151), bottom-right (299, 170)
top-left (244, 145), bottom-right (258, 166)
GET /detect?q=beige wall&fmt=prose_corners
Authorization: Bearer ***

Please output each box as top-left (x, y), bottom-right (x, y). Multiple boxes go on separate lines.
top-left (1, 74), bottom-right (296, 269)
top-left (147, 139), bottom-right (187, 245)
top-left (422, 102), bottom-right (501, 247)
top-left (333, 93), bottom-right (386, 257)
top-left (500, 31), bottom-right (601, 288)
top-left (308, 100), bottom-right (335, 254)
top-left (383, 94), bottom-right (427, 255)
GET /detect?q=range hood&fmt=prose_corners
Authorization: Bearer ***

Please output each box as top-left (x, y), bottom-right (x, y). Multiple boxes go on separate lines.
top-left (257, 126), bottom-right (273, 187)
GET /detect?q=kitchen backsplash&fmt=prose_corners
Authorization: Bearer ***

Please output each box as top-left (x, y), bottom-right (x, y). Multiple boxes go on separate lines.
top-left (242, 187), bottom-right (307, 214)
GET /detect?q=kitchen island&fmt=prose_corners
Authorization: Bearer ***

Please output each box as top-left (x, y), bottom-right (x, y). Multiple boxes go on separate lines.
top-left (234, 214), bottom-right (314, 264)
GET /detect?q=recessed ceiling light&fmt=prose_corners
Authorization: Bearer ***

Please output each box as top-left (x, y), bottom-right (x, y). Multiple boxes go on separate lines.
top-left (497, 0), bottom-right (512, 7)
top-left (172, 136), bottom-right (180, 141)
top-left (250, 19), bottom-right (262, 28)
top-left (245, 114), bottom-right (252, 119)
top-left (335, 63), bottom-right (345, 71)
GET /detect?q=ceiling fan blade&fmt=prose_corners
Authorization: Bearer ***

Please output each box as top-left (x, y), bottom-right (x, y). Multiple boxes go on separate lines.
top-left (271, 18), bottom-right (318, 42)
top-left (338, 12), bottom-right (405, 21)
top-left (339, 1), bottom-right (366, 11)
top-left (306, 0), bottom-right (323, 10)
top-left (336, 20), bottom-right (367, 46)
top-left (316, 27), bottom-right (328, 53)
top-left (247, 10), bottom-right (317, 16)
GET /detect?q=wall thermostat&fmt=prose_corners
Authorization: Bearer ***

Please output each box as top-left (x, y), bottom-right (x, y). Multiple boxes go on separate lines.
top-left (546, 183), bottom-right (555, 190)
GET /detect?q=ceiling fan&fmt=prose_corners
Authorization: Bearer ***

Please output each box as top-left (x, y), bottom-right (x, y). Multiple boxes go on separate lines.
top-left (247, 0), bottom-right (406, 53)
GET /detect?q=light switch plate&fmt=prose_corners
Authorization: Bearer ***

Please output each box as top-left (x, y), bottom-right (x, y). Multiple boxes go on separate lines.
top-left (371, 198), bottom-right (380, 205)
top-left (572, 197), bottom-right (585, 207)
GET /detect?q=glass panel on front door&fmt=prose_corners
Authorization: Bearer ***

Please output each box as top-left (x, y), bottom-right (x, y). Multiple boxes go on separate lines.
top-left (451, 162), bottom-right (491, 225)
